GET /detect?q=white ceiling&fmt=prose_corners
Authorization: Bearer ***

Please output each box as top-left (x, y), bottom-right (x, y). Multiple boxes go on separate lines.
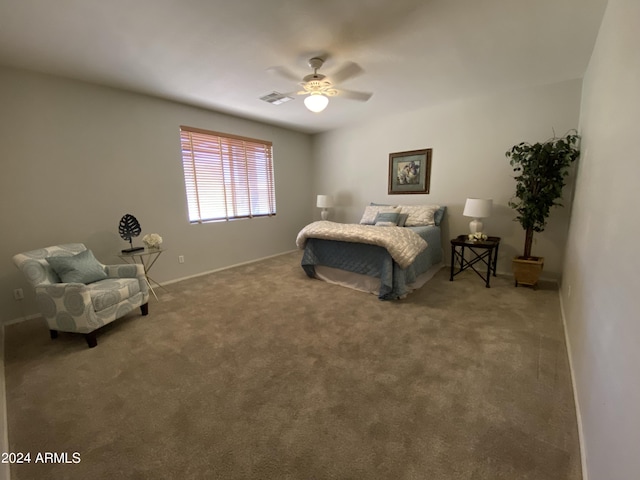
top-left (0, 0), bottom-right (608, 134)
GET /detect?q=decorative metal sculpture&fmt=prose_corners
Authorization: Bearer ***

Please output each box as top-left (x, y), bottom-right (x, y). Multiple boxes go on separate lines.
top-left (119, 214), bottom-right (144, 253)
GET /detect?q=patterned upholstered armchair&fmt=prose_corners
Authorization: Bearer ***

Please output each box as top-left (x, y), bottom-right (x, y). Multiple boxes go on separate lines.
top-left (13, 243), bottom-right (149, 348)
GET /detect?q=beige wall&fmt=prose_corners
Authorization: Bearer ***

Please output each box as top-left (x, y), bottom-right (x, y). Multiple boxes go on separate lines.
top-left (0, 67), bottom-right (313, 323)
top-left (312, 80), bottom-right (583, 278)
top-left (562, 0), bottom-right (640, 478)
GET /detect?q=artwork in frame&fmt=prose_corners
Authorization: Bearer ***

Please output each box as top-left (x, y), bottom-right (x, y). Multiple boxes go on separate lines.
top-left (388, 148), bottom-right (432, 195)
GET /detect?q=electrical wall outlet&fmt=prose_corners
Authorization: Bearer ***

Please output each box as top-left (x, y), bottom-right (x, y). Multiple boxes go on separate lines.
top-left (178, 255), bottom-right (185, 264)
top-left (13, 288), bottom-right (24, 301)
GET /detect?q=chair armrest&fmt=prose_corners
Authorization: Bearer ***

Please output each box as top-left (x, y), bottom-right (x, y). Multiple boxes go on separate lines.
top-left (104, 264), bottom-right (145, 279)
top-left (104, 264), bottom-right (149, 296)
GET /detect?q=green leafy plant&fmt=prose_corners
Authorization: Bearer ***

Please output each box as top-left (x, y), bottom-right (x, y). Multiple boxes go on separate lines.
top-left (506, 131), bottom-right (580, 259)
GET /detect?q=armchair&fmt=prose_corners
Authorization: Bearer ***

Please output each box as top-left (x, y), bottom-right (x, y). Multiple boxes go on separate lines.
top-left (13, 243), bottom-right (149, 348)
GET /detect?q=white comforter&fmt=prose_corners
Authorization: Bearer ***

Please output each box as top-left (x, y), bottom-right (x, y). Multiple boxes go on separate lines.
top-left (296, 221), bottom-right (428, 269)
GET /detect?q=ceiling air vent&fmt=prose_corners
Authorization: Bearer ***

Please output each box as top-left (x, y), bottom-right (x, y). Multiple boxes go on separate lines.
top-left (260, 91), bottom-right (294, 105)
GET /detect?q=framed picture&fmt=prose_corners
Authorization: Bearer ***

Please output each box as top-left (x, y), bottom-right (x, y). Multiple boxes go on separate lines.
top-left (388, 148), bottom-right (432, 195)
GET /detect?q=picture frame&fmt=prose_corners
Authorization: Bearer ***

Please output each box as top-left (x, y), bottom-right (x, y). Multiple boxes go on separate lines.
top-left (388, 148), bottom-right (432, 195)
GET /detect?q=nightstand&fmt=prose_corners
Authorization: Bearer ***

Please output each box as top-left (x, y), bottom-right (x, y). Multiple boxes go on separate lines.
top-left (450, 235), bottom-right (501, 288)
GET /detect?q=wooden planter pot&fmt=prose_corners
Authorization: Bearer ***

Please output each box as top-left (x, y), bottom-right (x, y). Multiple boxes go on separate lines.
top-left (512, 256), bottom-right (544, 288)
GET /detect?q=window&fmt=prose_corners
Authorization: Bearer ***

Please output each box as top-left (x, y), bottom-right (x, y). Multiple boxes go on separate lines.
top-left (180, 126), bottom-right (276, 223)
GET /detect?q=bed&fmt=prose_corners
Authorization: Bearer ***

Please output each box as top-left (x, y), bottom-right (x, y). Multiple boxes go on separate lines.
top-left (296, 204), bottom-right (445, 300)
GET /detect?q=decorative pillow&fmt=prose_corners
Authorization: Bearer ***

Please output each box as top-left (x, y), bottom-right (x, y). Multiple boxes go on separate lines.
top-left (434, 206), bottom-right (446, 226)
top-left (374, 212), bottom-right (401, 227)
top-left (397, 213), bottom-right (409, 227)
top-left (46, 249), bottom-right (107, 284)
top-left (359, 205), bottom-right (399, 225)
top-left (399, 205), bottom-right (441, 226)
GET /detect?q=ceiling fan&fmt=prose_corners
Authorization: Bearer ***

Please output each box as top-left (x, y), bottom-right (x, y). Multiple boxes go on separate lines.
top-left (269, 57), bottom-right (373, 112)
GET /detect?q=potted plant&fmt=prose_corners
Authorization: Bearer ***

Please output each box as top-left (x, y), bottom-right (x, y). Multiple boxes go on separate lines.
top-left (506, 130), bottom-right (580, 287)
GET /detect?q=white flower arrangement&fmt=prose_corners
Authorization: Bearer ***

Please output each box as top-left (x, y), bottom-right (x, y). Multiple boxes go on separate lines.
top-left (468, 232), bottom-right (488, 241)
top-left (142, 233), bottom-right (163, 248)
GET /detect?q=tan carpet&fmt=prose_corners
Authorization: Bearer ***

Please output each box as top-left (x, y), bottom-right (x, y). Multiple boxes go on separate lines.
top-left (4, 251), bottom-right (581, 479)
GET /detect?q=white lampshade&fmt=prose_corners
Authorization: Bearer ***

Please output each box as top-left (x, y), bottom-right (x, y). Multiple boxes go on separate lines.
top-left (463, 198), bottom-right (492, 218)
top-left (463, 198), bottom-right (493, 234)
top-left (316, 195), bottom-right (333, 208)
top-left (304, 94), bottom-right (329, 113)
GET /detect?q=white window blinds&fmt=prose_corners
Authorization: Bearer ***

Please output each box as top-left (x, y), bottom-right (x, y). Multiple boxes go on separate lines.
top-left (180, 126), bottom-right (276, 223)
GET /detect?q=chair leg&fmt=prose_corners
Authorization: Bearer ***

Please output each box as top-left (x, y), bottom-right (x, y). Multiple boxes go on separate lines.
top-left (140, 302), bottom-right (149, 316)
top-left (84, 332), bottom-right (98, 348)
top-left (50, 330), bottom-right (58, 340)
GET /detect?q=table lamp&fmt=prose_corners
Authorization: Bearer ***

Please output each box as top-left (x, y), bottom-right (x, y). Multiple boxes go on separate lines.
top-left (463, 198), bottom-right (492, 234)
top-left (317, 195), bottom-right (334, 220)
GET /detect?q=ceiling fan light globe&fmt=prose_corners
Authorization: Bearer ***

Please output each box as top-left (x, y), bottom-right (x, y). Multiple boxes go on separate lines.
top-left (304, 94), bottom-right (329, 113)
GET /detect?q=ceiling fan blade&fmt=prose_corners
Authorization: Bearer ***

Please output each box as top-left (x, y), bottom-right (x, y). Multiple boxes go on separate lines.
top-left (267, 66), bottom-right (300, 82)
top-left (337, 89), bottom-right (373, 102)
top-left (278, 90), bottom-right (310, 97)
top-left (330, 62), bottom-right (364, 84)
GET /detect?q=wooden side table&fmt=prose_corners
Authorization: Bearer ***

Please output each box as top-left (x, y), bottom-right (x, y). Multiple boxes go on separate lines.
top-left (450, 235), bottom-right (501, 288)
top-left (117, 247), bottom-right (167, 300)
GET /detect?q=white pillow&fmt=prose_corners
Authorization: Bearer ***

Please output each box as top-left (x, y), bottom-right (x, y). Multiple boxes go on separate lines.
top-left (399, 205), bottom-right (440, 226)
top-left (359, 205), bottom-right (399, 225)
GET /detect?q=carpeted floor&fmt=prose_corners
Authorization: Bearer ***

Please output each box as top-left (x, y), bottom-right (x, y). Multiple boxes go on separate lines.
top-left (4, 251), bottom-right (581, 479)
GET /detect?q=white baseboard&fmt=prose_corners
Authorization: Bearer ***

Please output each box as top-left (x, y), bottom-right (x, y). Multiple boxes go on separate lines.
top-left (161, 249), bottom-right (299, 287)
top-left (558, 288), bottom-right (588, 480)
top-left (2, 314), bottom-right (40, 327)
